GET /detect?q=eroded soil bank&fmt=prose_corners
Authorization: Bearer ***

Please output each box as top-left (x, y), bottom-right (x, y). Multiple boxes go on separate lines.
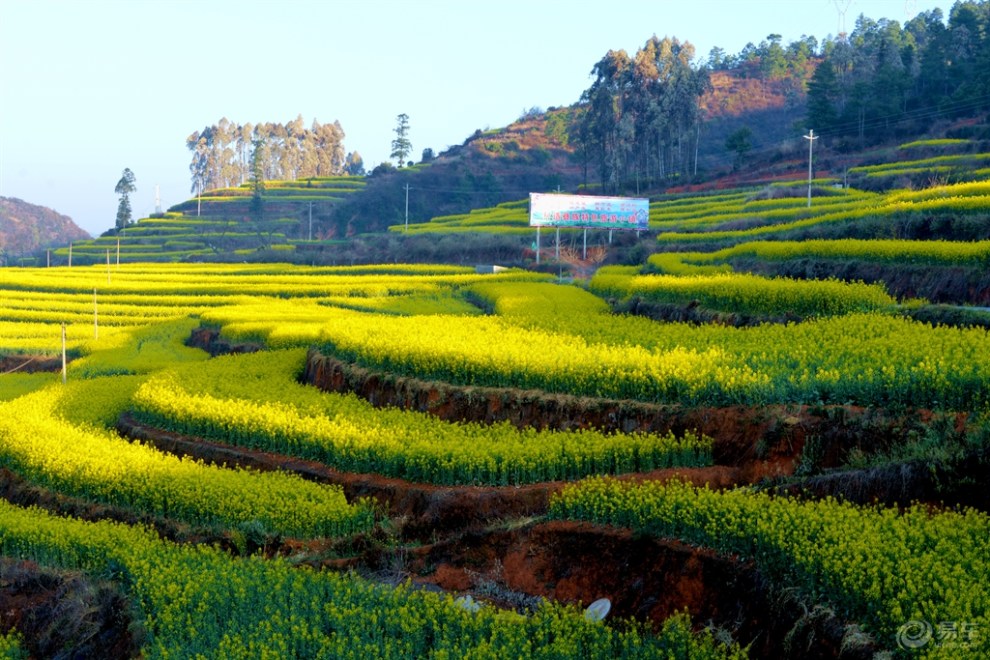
top-left (401, 521), bottom-right (876, 660)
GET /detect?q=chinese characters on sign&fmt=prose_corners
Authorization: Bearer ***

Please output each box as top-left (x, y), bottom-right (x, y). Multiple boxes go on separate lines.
top-left (529, 193), bottom-right (649, 231)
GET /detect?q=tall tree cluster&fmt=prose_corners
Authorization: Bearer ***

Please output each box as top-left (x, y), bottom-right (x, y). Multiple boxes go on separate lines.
top-left (186, 115), bottom-right (350, 195)
top-left (576, 36), bottom-right (711, 193)
top-left (807, 2), bottom-right (990, 142)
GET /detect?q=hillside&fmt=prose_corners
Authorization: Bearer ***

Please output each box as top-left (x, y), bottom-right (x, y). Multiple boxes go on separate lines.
top-left (697, 68), bottom-right (809, 175)
top-left (321, 110), bottom-right (584, 237)
top-left (0, 197), bottom-right (89, 265)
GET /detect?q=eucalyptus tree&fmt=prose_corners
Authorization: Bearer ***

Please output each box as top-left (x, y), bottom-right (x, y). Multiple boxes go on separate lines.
top-left (390, 113), bottom-right (412, 167)
top-left (579, 36), bottom-right (709, 193)
top-left (114, 168), bottom-right (136, 230)
top-left (185, 116), bottom-right (351, 198)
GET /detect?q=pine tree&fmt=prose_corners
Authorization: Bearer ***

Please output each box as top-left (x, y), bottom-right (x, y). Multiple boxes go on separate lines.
top-left (806, 61), bottom-right (840, 134)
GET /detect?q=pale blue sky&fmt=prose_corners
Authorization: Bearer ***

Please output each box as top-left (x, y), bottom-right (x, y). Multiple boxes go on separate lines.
top-left (0, 0), bottom-right (957, 236)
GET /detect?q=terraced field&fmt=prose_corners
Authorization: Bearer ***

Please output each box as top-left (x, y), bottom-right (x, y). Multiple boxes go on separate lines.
top-left (4, 135), bottom-right (990, 657)
top-left (0, 255), bottom-right (986, 658)
top-left (49, 176), bottom-right (365, 265)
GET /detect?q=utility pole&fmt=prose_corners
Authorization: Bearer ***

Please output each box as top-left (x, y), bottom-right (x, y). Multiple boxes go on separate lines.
top-left (404, 184), bottom-right (410, 231)
top-left (308, 201), bottom-right (313, 241)
top-left (804, 129), bottom-right (818, 208)
top-left (61, 323), bottom-right (67, 384)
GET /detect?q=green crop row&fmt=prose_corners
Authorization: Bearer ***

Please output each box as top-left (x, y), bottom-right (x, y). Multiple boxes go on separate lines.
top-left (199, 288), bottom-right (990, 409)
top-left (899, 138), bottom-right (971, 149)
top-left (131, 349), bottom-right (712, 486)
top-left (651, 180), bottom-right (990, 242)
top-left (256, 176), bottom-right (367, 189)
top-left (657, 186), bottom-right (990, 243)
top-left (650, 239), bottom-right (990, 270)
top-left (398, 200), bottom-right (530, 233)
top-left (848, 152), bottom-right (990, 175)
top-left (0, 380), bottom-right (374, 538)
top-left (648, 188), bottom-right (878, 230)
top-left (0, 318), bottom-right (375, 539)
top-left (589, 266), bottom-right (896, 317)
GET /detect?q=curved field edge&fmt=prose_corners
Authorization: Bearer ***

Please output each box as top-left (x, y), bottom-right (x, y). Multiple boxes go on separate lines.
top-left (129, 348), bottom-right (713, 487)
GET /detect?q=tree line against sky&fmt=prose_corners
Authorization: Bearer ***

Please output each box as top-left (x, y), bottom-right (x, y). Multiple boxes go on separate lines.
top-left (181, 2), bottom-right (990, 198)
top-left (185, 116), bottom-right (363, 199)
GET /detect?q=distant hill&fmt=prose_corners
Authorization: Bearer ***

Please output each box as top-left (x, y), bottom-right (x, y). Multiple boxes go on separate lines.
top-left (0, 197), bottom-right (90, 264)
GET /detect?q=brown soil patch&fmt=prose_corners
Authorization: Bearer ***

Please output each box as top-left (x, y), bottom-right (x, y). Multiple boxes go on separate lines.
top-left (401, 520), bottom-right (875, 659)
top-left (0, 354), bottom-right (63, 374)
top-left (0, 557), bottom-right (142, 659)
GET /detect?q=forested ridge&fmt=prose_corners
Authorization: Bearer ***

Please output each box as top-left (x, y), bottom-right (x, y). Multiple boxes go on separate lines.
top-left (182, 2), bottom-right (990, 204)
top-left (572, 1), bottom-right (990, 194)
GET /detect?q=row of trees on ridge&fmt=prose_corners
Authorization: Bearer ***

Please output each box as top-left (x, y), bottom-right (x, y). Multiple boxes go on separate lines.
top-left (186, 116), bottom-right (364, 196)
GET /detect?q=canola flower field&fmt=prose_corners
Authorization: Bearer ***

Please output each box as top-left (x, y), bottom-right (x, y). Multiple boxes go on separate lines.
top-left (0, 252), bottom-right (987, 656)
top-left (202, 284), bottom-right (990, 409)
top-left (131, 349), bottom-right (711, 486)
top-left (0, 499), bottom-right (744, 659)
top-left (0, 263), bottom-right (742, 656)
